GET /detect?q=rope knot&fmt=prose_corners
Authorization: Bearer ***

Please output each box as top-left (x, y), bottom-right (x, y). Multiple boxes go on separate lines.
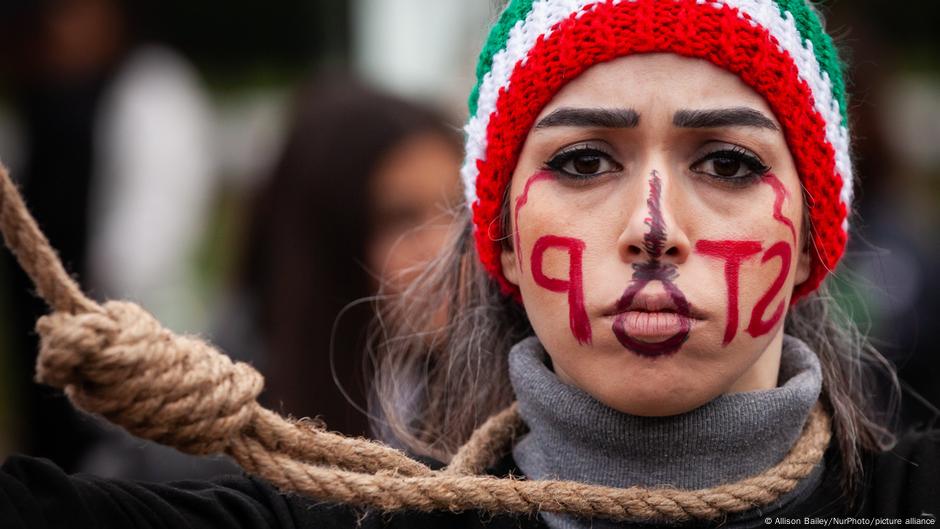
top-left (36, 300), bottom-right (263, 455)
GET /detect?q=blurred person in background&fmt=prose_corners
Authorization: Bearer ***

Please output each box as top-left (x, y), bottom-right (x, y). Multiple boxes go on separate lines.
top-left (218, 75), bottom-right (462, 437)
top-left (0, 0), bottom-right (214, 473)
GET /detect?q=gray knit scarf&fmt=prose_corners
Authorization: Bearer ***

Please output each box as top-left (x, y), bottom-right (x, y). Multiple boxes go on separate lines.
top-left (509, 335), bottom-right (824, 528)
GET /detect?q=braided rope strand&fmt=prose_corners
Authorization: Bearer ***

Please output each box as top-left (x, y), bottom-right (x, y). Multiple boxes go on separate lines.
top-left (34, 299), bottom-right (432, 475)
top-left (230, 406), bottom-right (828, 521)
top-left (0, 163), bottom-right (830, 522)
top-left (445, 402), bottom-right (526, 475)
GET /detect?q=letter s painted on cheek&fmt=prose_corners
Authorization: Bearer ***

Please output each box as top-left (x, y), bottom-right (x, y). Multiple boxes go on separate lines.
top-left (531, 235), bottom-right (592, 345)
top-left (746, 241), bottom-right (792, 338)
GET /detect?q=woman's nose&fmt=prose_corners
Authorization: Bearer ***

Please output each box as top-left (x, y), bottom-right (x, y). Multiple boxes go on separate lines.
top-left (617, 169), bottom-right (691, 264)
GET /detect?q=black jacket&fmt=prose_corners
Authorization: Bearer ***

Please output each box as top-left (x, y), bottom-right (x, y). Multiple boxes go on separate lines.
top-left (2, 430), bottom-right (938, 528)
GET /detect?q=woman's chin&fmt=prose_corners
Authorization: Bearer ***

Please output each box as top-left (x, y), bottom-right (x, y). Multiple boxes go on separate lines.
top-left (546, 328), bottom-right (754, 417)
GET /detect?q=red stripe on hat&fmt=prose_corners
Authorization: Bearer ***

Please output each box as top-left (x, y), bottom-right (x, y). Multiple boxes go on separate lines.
top-left (473, 0), bottom-right (846, 302)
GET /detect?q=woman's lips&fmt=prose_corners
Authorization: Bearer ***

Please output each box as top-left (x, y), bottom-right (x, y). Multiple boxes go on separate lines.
top-left (603, 292), bottom-right (702, 319)
top-left (613, 310), bottom-right (691, 340)
top-left (605, 291), bottom-right (699, 357)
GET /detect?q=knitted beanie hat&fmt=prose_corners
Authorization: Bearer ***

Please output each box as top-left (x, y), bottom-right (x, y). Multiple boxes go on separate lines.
top-left (462, 0), bottom-right (852, 301)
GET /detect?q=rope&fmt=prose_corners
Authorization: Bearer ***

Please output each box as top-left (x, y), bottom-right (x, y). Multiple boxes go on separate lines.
top-left (229, 406), bottom-right (829, 520)
top-left (0, 163), bottom-right (831, 522)
top-left (445, 402), bottom-right (526, 475)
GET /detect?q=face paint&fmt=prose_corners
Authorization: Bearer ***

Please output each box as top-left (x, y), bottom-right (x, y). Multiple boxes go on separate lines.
top-left (741, 175), bottom-right (796, 337)
top-left (695, 172), bottom-right (798, 345)
top-left (643, 170), bottom-right (667, 258)
top-left (762, 173), bottom-right (797, 243)
top-left (514, 170), bottom-right (554, 273)
top-left (746, 240), bottom-right (792, 338)
top-left (612, 262), bottom-right (693, 356)
top-left (611, 170), bottom-right (693, 357)
top-left (694, 240), bottom-right (763, 344)
top-left (531, 234), bottom-right (592, 345)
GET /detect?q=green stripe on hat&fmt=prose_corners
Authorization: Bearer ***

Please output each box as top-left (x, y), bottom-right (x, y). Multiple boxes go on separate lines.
top-left (468, 0), bottom-right (536, 116)
top-left (773, 0), bottom-right (848, 126)
top-left (468, 0), bottom-right (848, 127)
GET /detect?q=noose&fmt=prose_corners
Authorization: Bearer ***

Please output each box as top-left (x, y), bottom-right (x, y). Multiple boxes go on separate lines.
top-left (0, 163), bottom-right (831, 522)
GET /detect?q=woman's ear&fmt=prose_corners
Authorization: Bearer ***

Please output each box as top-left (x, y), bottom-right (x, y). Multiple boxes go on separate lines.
top-left (501, 246), bottom-right (520, 287)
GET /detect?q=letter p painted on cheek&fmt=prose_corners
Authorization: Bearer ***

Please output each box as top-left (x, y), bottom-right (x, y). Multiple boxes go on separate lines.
top-left (531, 235), bottom-right (592, 345)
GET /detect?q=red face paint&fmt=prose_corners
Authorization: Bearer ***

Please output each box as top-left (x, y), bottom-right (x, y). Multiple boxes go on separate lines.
top-left (762, 173), bottom-right (797, 243)
top-left (513, 170), bottom-right (554, 273)
top-left (643, 170), bottom-right (666, 258)
top-left (531, 235), bottom-right (592, 345)
top-left (738, 175), bottom-right (795, 338)
top-left (746, 240), bottom-right (792, 338)
top-left (694, 240), bottom-right (763, 344)
top-left (611, 171), bottom-right (693, 357)
top-left (612, 263), bottom-right (693, 357)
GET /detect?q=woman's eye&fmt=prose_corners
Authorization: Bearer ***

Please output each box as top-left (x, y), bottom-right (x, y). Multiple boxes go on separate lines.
top-left (545, 147), bottom-right (622, 179)
top-left (690, 147), bottom-right (770, 183)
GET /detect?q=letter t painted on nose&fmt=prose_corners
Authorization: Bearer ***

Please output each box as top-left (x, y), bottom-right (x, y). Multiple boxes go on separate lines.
top-left (695, 240), bottom-right (763, 345)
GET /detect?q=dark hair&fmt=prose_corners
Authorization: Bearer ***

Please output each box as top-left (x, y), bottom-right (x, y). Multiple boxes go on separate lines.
top-left (240, 75), bottom-right (459, 436)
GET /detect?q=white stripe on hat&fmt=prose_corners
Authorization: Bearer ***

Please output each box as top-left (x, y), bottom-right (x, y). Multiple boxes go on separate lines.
top-left (462, 0), bottom-right (852, 224)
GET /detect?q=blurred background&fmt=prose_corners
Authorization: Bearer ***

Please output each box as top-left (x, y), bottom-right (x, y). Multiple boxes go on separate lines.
top-left (0, 0), bottom-right (937, 480)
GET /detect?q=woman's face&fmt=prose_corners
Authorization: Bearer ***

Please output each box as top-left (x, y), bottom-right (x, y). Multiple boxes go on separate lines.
top-left (369, 132), bottom-right (462, 295)
top-left (501, 54), bottom-right (811, 416)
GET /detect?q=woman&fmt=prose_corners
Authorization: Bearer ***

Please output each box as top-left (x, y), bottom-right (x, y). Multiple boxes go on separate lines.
top-left (234, 76), bottom-right (461, 437)
top-left (2, 1), bottom-right (938, 527)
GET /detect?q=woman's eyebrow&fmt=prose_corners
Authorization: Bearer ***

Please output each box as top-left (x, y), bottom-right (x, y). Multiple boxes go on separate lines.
top-left (534, 107), bottom-right (639, 129)
top-left (672, 107), bottom-right (779, 131)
